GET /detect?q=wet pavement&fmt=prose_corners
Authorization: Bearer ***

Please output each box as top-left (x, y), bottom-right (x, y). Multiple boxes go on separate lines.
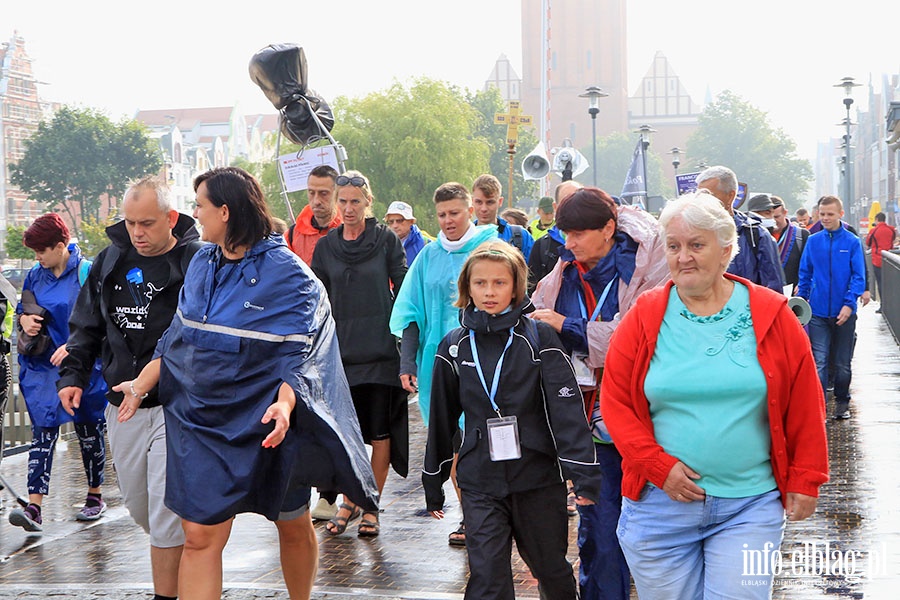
top-left (0, 305), bottom-right (898, 599)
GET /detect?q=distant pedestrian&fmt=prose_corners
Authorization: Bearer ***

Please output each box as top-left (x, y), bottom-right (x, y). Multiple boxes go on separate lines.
top-left (796, 207), bottom-right (811, 228)
top-left (798, 195), bottom-right (866, 420)
top-left (312, 170), bottom-right (408, 538)
top-left (472, 174), bottom-right (534, 260)
top-left (865, 212), bottom-right (897, 305)
top-left (8, 213), bottom-right (108, 533)
top-left (424, 241), bottom-right (601, 600)
top-left (528, 196), bottom-right (556, 239)
top-left (697, 166), bottom-right (785, 292)
top-left (500, 207), bottom-right (529, 228)
top-left (385, 200), bottom-right (430, 267)
top-left (770, 195), bottom-right (809, 293)
top-left (285, 164), bottom-right (341, 265)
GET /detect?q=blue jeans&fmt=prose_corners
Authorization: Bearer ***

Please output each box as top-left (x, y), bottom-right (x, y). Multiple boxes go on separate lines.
top-left (577, 443), bottom-right (630, 600)
top-left (808, 314), bottom-right (856, 405)
top-left (617, 486), bottom-right (785, 599)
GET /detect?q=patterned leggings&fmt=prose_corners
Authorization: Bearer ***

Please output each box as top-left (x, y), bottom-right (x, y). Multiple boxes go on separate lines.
top-left (27, 422), bottom-right (106, 496)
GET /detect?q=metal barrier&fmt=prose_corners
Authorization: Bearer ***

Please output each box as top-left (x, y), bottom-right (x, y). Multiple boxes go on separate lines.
top-left (881, 250), bottom-right (900, 344)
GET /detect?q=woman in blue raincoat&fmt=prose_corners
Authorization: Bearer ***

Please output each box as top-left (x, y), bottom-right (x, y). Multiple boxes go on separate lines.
top-left (8, 213), bottom-right (107, 533)
top-left (116, 167), bottom-right (377, 600)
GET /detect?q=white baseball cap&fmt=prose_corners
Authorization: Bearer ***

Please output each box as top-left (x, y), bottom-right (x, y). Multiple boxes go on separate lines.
top-left (385, 201), bottom-right (415, 221)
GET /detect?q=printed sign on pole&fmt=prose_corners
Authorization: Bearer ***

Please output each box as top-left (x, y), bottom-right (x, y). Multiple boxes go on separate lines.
top-left (278, 145), bottom-right (340, 192)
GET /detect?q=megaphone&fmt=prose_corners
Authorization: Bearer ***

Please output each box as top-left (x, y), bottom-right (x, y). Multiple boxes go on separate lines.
top-left (550, 140), bottom-right (589, 179)
top-left (521, 141), bottom-right (551, 181)
top-left (788, 296), bottom-right (812, 326)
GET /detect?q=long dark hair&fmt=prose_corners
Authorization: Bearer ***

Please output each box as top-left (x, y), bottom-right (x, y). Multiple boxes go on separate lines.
top-left (193, 167), bottom-right (272, 253)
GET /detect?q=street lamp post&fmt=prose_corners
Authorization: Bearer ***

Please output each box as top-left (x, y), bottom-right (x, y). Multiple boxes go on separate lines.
top-left (669, 147), bottom-right (682, 196)
top-left (579, 86), bottom-right (608, 187)
top-left (635, 124), bottom-right (656, 205)
top-left (834, 77), bottom-right (861, 209)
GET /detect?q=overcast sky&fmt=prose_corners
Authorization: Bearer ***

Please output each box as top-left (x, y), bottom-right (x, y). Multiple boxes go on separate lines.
top-left (5, 0), bottom-right (899, 166)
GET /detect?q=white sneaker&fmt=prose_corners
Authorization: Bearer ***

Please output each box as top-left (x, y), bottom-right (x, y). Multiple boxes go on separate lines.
top-left (310, 497), bottom-right (338, 521)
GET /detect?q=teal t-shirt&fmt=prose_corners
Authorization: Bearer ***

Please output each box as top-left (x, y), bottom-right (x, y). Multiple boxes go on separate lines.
top-left (643, 282), bottom-right (776, 497)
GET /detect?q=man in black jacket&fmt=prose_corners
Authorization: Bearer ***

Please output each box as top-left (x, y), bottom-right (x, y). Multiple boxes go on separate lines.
top-left (58, 176), bottom-right (204, 600)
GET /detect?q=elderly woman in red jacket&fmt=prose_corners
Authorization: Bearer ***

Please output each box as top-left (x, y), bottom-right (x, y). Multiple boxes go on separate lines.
top-left (600, 190), bottom-right (829, 599)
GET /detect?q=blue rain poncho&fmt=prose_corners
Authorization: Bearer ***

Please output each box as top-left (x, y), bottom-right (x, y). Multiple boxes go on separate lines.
top-left (18, 245), bottom-right (106, 428)
top-left (389, 225), bottom-right (498, 422)
top-left (155, 235), bottom-right (378, 525)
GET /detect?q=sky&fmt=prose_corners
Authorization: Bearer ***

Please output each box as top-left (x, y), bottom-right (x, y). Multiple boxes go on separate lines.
top-left (5, 0), bottom-right (899, 167)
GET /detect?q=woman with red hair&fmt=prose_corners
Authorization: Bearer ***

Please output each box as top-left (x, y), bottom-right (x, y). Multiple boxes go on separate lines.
top-left (7, 213), bottom-right (108, 533)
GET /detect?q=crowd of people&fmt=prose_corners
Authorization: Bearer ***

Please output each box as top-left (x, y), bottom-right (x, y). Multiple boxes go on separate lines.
top-left (8, 159), bottom-right (892, 599)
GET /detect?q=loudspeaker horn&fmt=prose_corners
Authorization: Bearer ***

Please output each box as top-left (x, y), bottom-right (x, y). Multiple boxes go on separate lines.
top-left (521, 141), bottom-right (551, 181)
top-left (787, 296), bottom-right (812, 326)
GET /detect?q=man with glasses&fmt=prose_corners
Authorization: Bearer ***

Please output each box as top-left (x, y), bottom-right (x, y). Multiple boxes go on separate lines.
top-left (385, 201), bottom-right (431, 266)
top-left (285, 165), bottom-right (342, 265)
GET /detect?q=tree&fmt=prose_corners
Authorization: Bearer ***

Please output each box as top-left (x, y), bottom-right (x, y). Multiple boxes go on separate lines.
top-left (685, 91), bottom-right (813, 207)
top-left (78, 212), bottom-right (118, 260)
top-left (4, 225), bottom-right (30, 260)
top-left (10, 106), bottom-right (163, 238)
top-left (332, 78), bottom-right (491, 233)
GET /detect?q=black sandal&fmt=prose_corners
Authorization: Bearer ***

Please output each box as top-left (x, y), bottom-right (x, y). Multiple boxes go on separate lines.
top-left (358, 510), bottom-right (380, 537)
top-left (325, 502), bottom-right (360, 536)
top-left (448, 521), bottom-right (466, 546)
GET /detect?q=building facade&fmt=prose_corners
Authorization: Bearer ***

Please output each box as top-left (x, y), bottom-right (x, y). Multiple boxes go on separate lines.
top-left (520, 0), bottom-right (628, 150)
top-left (0, 32), bottom-right (57, 246)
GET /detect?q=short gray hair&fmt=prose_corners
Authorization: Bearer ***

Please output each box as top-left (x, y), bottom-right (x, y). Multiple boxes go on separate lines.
top-left (123, 176), bottom-right (173, 212)
top-left (696, 166), bottom-right (737, 195)
top-left (659, 190), bottom-right (739, 261)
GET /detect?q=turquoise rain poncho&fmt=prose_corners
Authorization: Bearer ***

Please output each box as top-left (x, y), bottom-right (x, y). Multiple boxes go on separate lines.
top-left (389, 225), bottom-right (498, 422)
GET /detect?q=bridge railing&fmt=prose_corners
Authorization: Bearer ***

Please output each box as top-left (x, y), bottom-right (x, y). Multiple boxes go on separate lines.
top-left (881, 250), bottom-right (900, 344)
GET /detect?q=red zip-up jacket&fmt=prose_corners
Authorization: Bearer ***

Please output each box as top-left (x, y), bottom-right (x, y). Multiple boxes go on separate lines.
top-left (600, 274), bottom-right (829, 505)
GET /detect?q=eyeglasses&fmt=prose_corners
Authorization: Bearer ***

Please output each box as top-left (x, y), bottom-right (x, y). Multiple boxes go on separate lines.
top-left (336, 175), bottom-right (367, 187)
top-left (386, 218), bottom-right (406, 225)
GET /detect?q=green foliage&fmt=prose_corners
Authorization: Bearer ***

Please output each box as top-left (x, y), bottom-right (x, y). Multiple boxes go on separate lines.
top-left (685, 91), bottom-right (813, 208)
top-left (78, 212), bottom-right (118, 260)
top-left (10, 106), bottom-right (163, 238)
top-left (579, 132), bottom-right (672, 199)
top-left (4, 225), bottom-right (31, 260)
top-left (332, 78), bottom-right (492, 234)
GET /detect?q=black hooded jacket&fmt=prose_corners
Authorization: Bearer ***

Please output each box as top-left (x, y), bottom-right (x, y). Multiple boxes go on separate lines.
top-left (57, 214), bottom-right (204, 407)
top-left (423, 299), bottom-right (602, 511)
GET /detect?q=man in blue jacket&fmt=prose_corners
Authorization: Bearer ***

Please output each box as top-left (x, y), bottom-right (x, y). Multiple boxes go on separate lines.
top-left (697, 166), bottom-right (784, 292)
top-left (472, 174), bottom-right (534, 261)
top-left (797, 195), bottom-right (866, 420)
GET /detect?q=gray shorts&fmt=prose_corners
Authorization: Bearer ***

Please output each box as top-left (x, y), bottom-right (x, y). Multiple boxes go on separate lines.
top-left (105, 404), bottom-right (184, 548)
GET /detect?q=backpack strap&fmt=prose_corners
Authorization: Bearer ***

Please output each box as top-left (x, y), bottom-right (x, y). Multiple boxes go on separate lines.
top-left (78, 258), bottom-right (92, 286)
top-left (288, 224), bottom-right (296, 247)
top-left (511, 225), bottom-right (524, 251)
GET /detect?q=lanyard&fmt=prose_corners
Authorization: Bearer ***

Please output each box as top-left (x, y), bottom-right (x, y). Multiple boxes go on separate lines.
top-left (577, 276), bottom-right (617, 322)
top-left (469, 327), bottom-right (515, 416)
